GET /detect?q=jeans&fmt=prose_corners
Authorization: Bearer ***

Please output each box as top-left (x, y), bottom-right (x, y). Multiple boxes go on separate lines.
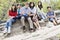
top-left (4, 17), bottom-right (16, 33)
top-left (6, 18), bottom-right (16, 28)
top-left (37, 12), bottom-right (46, 20)
top-left (21, 16), bottom-right (33, 29)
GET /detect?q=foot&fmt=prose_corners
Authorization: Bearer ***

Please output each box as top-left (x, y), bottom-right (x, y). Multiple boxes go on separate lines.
top-left (54, 24), bottom-right (57, 26)
top-left (3, 33), bottom-right (8, 38)
top-left (3, 33), bottom-right (7, 36)
top-left (29, 28), bottom-right (35, 32)
top-left (23, 26), bottom-right (26, 33)
top-left (7, 33), bottom-right (11, 37)
top-left (38, 27), bottom-right (42, 29)
top-left (7, 33), bottom-right (11, 35)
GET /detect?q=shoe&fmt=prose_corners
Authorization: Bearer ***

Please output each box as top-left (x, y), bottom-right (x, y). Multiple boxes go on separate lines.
top-left (23, 26), bottom-right (26, 33)
top-left (30, 28), bottom-right (35, 32)
top-left (3, 33), bottom-right (8, 38)
top-left (3, 33), bottom-right (7, 35)
top-left (6, 33), bottom-right (11, 37)
top-left (7, 33), bottom-right (11, 35)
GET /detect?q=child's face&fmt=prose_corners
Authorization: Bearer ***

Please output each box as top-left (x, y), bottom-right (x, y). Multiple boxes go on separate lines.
top-left (48, 8), bottom-right (51, 12)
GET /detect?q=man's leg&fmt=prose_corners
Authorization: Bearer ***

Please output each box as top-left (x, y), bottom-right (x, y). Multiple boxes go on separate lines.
top-left (27, 17), bottom-right (34, 30)
top-left (21, 16), bottom-right (26, 31)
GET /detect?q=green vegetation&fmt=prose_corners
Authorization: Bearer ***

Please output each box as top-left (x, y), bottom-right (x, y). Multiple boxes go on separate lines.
top-left (0, 0), bottom-right (16, 21)
top-left (0, 0), bottom-right (60, 21)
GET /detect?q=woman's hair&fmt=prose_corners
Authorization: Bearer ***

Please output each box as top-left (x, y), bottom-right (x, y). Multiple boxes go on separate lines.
top-left (29, 2), bottom-right (35, 9)
top-left (38, 1), bottom-right (43, 10)
top-left (11, 4), bottom-right (17, 12)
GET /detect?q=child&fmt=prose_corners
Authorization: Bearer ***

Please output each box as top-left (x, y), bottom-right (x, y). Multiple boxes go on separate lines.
top-left (47, 6), bottom-right (57, 25)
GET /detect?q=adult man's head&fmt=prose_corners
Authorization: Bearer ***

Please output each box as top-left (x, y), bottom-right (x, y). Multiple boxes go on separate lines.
top-left (24, 2), bottom-right (29, 8)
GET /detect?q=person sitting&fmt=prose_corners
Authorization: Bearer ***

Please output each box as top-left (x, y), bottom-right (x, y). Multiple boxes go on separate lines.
top-left (29, 2), bottom-right (41, 30)
top-left (33, 15), bottom-right (41, 29)
top-left (37, 1), bottom-right (46, 20)
top-left (20, 2), bottom-right (34, 32)
top-left (17, 4), bottom-right (22, 19)
top-left (3, 4), bottom-right (17, 35)
top-left (46, 6), bottom-right (57, 25)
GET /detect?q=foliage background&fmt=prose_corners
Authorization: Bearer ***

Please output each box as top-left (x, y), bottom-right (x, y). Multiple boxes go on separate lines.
top-left (0, 0), bottom-right (60, 21)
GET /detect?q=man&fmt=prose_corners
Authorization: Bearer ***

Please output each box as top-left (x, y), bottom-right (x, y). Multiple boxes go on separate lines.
top-left (20, 2), bottom-right (34, 32)
top-left (47, 6), bottom-right (57, 25)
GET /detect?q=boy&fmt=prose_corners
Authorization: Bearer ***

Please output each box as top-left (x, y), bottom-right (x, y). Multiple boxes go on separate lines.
top-left (47, 6), bottom-right (57, 25)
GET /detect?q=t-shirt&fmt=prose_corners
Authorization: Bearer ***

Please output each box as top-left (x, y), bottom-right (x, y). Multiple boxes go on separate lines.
top-left (47, 11), bottom-right (54, 16)
top-left (17, 9), bottom-right (20, 15)
top-left (9, 10), bottom-right (17, 17)
top-left (28, 7), bottom-right (37, 14)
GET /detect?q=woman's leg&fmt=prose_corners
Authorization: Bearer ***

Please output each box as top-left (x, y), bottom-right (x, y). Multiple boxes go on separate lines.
top-left (3, 18), bottom-right (12, 34)
top-left (33, 22), bottom-right (38, 29)
top-left (7, 18), bottom-right (13, 34)
top-left (35, 19), bottom-right (41, 29)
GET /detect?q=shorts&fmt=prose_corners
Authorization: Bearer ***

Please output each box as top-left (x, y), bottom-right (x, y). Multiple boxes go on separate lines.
top-left (49, 18), bottom-right (55, 22)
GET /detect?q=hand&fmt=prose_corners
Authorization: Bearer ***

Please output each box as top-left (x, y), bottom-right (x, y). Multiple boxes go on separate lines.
top-left (21, 11), bottom-right (25, 15)
top-left (9, 16), bottom-right (15, 19)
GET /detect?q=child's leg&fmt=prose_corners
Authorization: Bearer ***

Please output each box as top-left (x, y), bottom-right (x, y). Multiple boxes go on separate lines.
top-left (52, 19), bottom-right (57, 25)
top-left (50, 18), bottom-right (57, 25)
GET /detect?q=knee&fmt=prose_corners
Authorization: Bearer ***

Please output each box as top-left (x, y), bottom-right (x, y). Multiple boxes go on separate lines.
top-left (28, 17), bottom-right (32, 21)
top-left (21, 16), bottom-right (25, 20)
top-left (21, 16), bottom-right (25, 21)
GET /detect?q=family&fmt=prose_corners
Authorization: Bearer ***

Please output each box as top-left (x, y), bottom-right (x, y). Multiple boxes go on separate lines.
top-left (3, 1), bottom-right (58, 35)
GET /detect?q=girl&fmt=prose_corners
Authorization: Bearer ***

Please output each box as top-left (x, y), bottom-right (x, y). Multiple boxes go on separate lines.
top-left (3, 4), bottom-right (17, 35)
top-left (37, 1), bottom-right (46, 20)
top-left (29, 2), bottom-right (41, 30)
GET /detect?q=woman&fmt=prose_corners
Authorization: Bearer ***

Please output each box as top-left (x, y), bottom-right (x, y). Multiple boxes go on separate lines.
top-left (29, 2), bottom-right (41, 30)
top-left (3, 4), bottom-right (17, 35)
top-left (37, 1), bottom-right (46, 20)
top-left (33, 15), bottom-right (41, 29)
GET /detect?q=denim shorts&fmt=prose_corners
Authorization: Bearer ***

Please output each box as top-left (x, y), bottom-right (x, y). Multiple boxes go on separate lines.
top-left (49, 18), bottom-right (55, 22)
